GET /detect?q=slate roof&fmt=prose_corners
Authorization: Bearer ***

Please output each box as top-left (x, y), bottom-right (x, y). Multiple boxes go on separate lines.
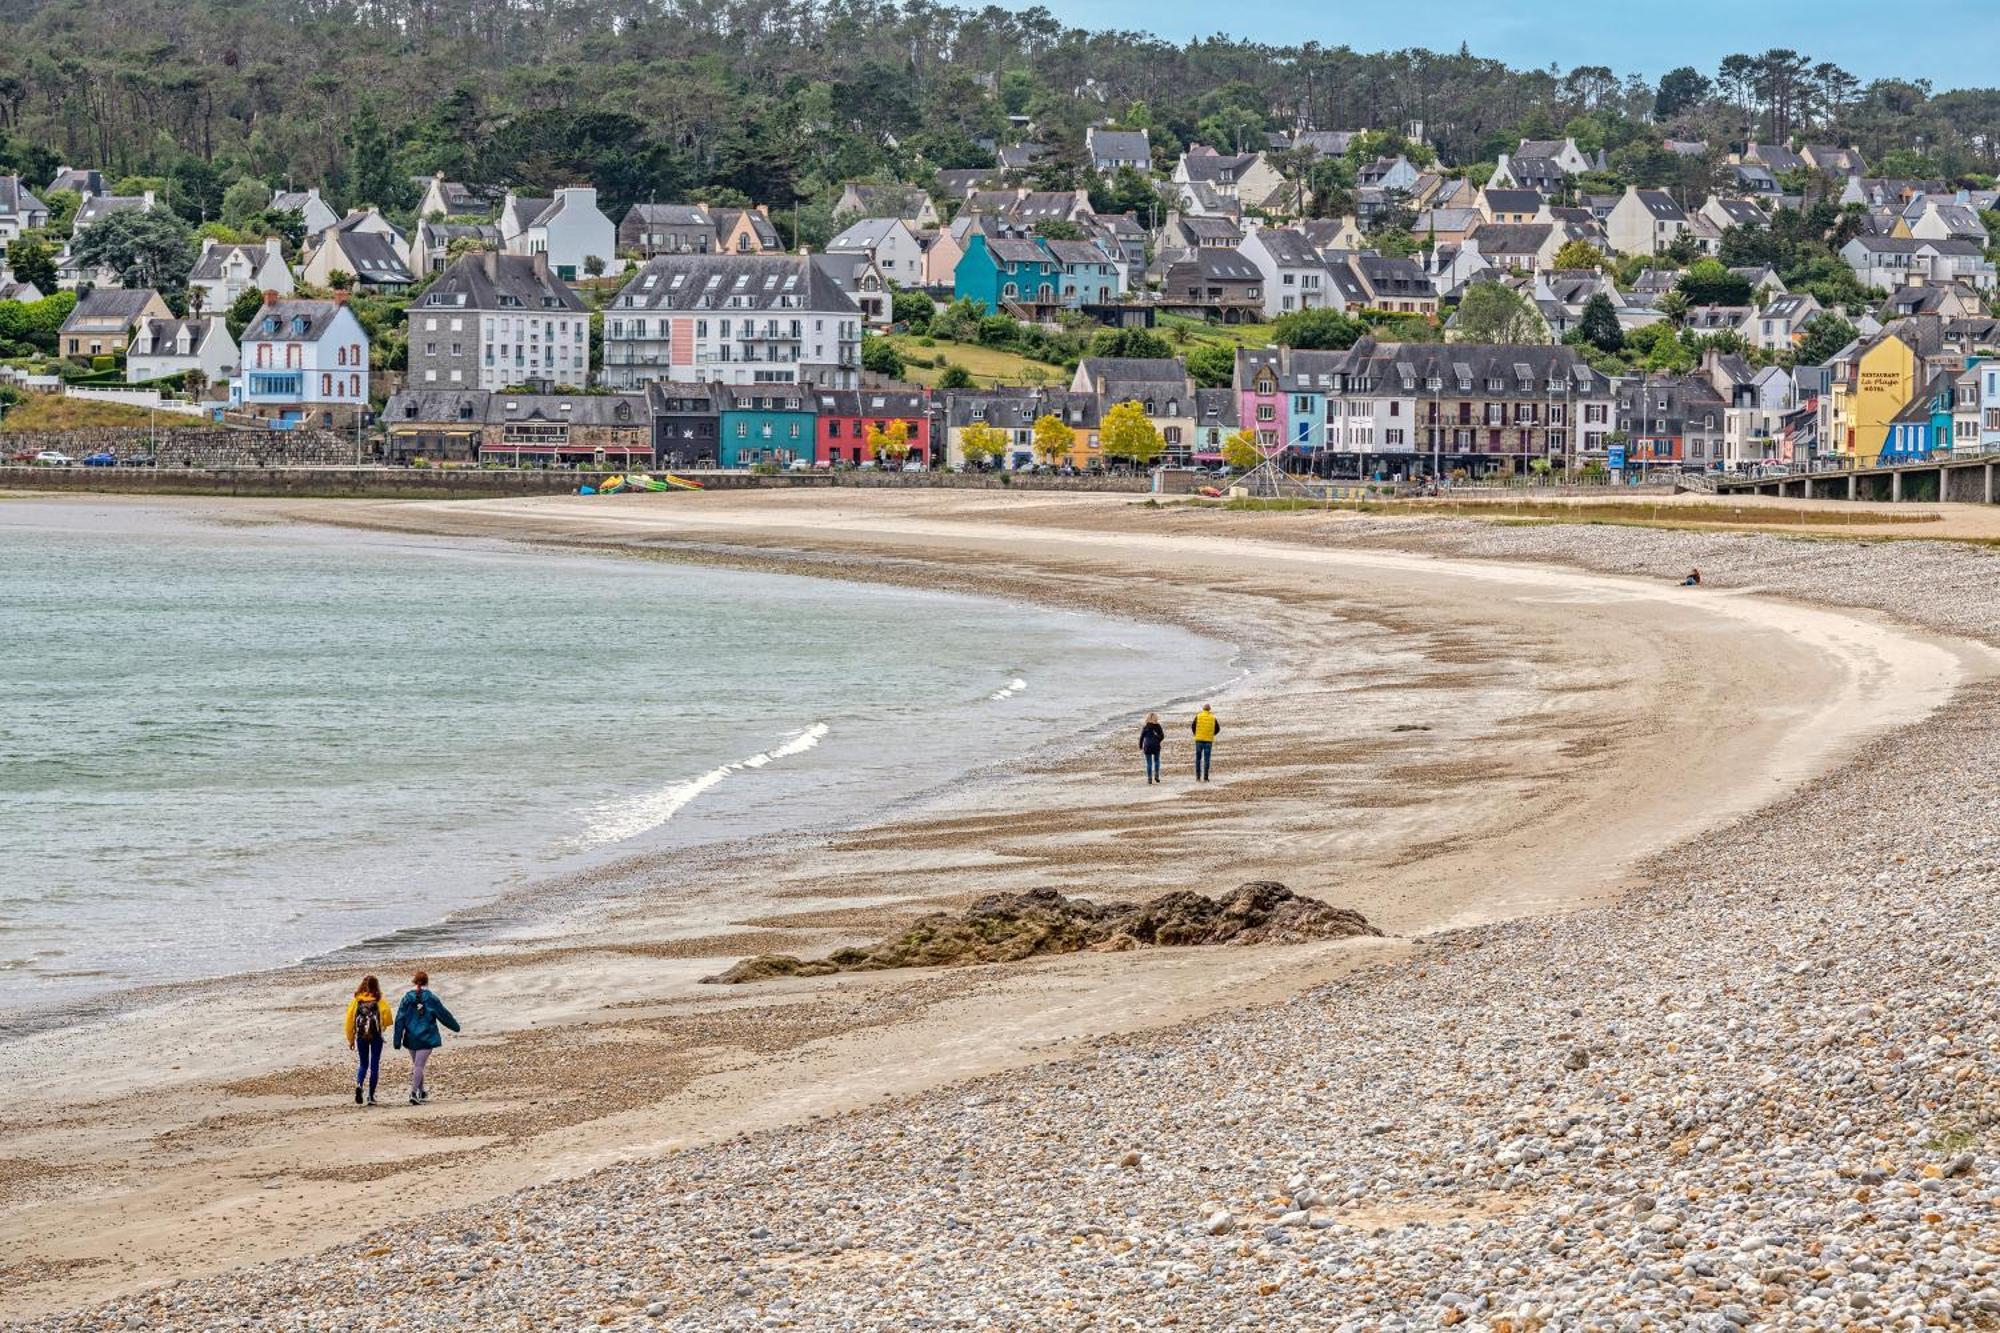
top-left (1633, 190), bottom-right (1686, 220)
top-left (333, 231), bottom-right (415, 285)
top-left (1710, 197), bottom-right (1768, 226)
top-left (828, 217), bottom-right (914, 251)
top-left (62, 288), bottom-right (160, 330)
top-left (1087, 128), bottom-right (1152, 166)
top-left (1482, 189), bottom-right (1543, 214)
top-left (814, 388), bottom-right (929, 418)
top-left (612, 254), bottom-right (858, 314)
top-left (1252, 228), bottom-right (1325, 267)
top-left (625, 203), bottom-right (712, 228)
top-left (1352, 253), bottom-right (1431, 299)
top-left (1077, 357), bottom-right (1187, 385)
top-left (414, 253), bottom-right (585, 312)
top-left (1467, 223), bottom-right (1555, 257)
top-left (840, 183), bottom-right (930, 218)
top-left (73, 193), bottom-right (148, 229)
top-left (47, 167), bottom-right (105, 196)
top-left (188, 242), bottom-right (275, 282)
top-left (242, 299), bottom-right (349, 342)
top-left (1180, 151), bottom-right (1259, 184)
top-left (0, 175), bottom-right (47, 218)
top-left (130, 317), bottom-right (224, 355)
top-left (710, 207), bottom-right (784, 248)
top-left (417, 220), bottom-right (503, 253)
top-left (503, 195), bottom-right (554, 234)
top-left (1191, 249), bottom-right (1261, 281)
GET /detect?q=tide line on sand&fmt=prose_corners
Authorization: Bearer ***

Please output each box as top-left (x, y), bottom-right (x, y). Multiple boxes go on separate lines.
top-left (573, 722), bottom-right (830, 849)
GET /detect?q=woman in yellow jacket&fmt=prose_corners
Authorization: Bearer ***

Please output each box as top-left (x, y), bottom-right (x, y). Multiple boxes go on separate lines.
top-left (344, 975), bottom-right (393, 1106)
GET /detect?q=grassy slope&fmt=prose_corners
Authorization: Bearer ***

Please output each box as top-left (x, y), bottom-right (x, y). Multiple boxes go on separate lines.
top-left (883, 335), bottom-right (1058, 388)
top-left (0, 396), bottom-right (210, 432)
top-left (886, 318), bottom-right (1280, 390)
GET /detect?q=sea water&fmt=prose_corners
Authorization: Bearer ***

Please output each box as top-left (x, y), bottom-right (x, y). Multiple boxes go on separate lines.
top-left (0, 500), bottom-right (1231, 1012)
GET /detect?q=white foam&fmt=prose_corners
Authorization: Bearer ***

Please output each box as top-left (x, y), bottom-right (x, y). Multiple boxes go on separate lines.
top-left (572, 722), bottom-right (830, 849)
top-left (987, 677), bottom-right (1029, 702)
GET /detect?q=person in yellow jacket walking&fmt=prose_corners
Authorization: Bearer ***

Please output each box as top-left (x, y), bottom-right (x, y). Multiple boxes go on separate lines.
top-left (1190, 705), bottom-right (1220, 782)
top-left (344, 975), bottom-right (393, 1106)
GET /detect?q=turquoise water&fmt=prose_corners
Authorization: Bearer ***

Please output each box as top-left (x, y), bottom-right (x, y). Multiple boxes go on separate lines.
top-left (0, 501), bottom-right (1231, 1012)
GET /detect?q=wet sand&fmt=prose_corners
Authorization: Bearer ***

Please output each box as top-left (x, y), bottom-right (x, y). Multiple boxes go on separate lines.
top-left (0, 488), bottom-right (1981, 1318)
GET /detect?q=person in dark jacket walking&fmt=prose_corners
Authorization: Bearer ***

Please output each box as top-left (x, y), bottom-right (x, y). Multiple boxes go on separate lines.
top-left (392, 970), bottom-right (461, 1106)
top-left (1139, 712), bottom-right (1165, 784)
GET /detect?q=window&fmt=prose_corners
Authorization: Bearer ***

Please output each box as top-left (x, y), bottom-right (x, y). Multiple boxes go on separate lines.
top-left (1256, 404), bottom-right (1275, 422)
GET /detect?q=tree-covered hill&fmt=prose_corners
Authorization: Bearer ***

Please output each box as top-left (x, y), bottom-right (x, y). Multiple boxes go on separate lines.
top-left (1, 0), bottom-right (1996, 237)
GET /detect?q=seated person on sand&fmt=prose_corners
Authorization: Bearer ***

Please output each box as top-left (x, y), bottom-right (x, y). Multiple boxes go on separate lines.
top-left (1680, 568), bottom-right (1702, 587)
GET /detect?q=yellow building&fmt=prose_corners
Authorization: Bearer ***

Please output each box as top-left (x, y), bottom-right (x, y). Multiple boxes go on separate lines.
top-left (1832, 326), bottom-right (1924, 466)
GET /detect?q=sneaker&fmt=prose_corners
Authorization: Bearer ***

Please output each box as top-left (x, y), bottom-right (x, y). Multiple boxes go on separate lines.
top-left (409, 1093), bottom-right (420, 1106)
top-left (366, 1093), bottom-right (377, 1106)
top-left (354, 1085), bottom-right (363, 1105)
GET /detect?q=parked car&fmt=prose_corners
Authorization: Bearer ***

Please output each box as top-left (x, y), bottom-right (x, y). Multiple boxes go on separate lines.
top-left (32, 450), bottom-right (72, 466)
top-left (786, 458), bottom-right (812, 472)
top-left (901, 459), bottom-right (924, 472)
top-left (83, 452), bottom-right (118, 467)
top-left (120, 454), bottom-right (157, 468)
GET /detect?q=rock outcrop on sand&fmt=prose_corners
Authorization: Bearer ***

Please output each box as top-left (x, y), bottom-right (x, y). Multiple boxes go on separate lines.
top-left (702, 882), bottom-right (1379, 984)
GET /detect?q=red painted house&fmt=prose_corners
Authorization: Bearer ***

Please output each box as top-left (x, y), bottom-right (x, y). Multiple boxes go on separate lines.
top-left (814, 387), bottom-right (933, 465)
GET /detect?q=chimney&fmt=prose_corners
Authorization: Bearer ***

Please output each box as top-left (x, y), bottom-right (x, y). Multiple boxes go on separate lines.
top-left (265, 236), bottom-right (281, 259)
top-left (530, 250), bottom-right (548, 280)
top-left (484, 250), bottom-right (499, 280)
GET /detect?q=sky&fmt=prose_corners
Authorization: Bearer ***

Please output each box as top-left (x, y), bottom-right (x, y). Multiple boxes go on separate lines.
top-left (1011, 0), bottom-right (2000, 90)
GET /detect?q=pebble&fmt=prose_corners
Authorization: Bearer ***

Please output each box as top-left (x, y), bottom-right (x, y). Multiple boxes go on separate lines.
top-left (18, 522), bottom-right (2000, 1330)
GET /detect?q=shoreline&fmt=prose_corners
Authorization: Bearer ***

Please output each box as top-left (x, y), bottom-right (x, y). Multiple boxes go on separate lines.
top-left (0, 499), bottom-right (1240, 1031)
top-left (0, 490), bottom-right (1989, 1322)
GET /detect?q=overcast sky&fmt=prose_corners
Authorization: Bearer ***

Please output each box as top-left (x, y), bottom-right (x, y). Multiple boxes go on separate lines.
top-left (1011, 0), bottom-right (1994, 90)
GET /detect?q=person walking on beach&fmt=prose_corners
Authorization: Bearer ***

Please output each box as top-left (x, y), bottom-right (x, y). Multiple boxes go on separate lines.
top-left (1190, 705), bottom-right (1220, 782)
top-left (344, 974), bottom-right (392, 1106)
top-left (392, 970), bottom-right (460, 1107)
top-left (1139, 712), bottom-right (1165, 784)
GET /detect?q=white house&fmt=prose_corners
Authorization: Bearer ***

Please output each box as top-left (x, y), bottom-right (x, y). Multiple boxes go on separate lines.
top-left (500, 187), bottom-right (619, 282)
top-left (1085, 128), bottom-right (1152, 176)
top-left (825, 217), bottom-right (927, 289)
top-left (0, 175), bottom-right (49, 253)
top-left (1741, 293), bottom-right (1823, 354)
top-left (301, 217), bottom-right (415, 291)
top-left (1238, 225), bottom-right (1333, 318)
top-left (236, 297), bottom-right (371, 427)
top-left (1605, 187), bottom-right (1690, 256)
top-left (270, 188), bottom-right (341, 239)
top-left (1841, 236), bottom-right (1997, 293)
top-left (126, 316), bottom-right (238, 384)
top-left (187, 237), bottom-right (292, 312)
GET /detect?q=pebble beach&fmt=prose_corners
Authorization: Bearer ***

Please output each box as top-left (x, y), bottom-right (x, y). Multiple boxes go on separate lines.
top-left (11, 503), bottom-right (2000, 1331)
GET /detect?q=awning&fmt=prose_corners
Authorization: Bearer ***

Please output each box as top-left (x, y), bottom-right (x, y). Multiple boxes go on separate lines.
top-left (1192, 452), bottom-right (1222, 462)
top-left (479, 442), bottom-right (653, 455)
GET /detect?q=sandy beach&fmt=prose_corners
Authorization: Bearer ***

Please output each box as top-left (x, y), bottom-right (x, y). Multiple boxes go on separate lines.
top-left (1, 488), bottom-right (1994, 1328)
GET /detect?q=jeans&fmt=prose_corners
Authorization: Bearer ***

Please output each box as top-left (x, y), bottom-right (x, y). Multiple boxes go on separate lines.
top-left (1144, 751), bottom-right (1161, 782)
top-left (409, 1046), bottom-right (432, 1097)
top-left (1193, 740), bottom-right (1212, 781)
top-left (354, 1037), bottom-right (382, 1096)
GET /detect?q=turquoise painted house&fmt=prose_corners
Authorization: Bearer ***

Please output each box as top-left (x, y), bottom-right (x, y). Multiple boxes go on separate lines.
top-left (1051, 239), bottom-right (1124, 306)
top-left (717, 383), bottom-right (816, 467)
top-left (954, 232), bottom-right (1063, 315)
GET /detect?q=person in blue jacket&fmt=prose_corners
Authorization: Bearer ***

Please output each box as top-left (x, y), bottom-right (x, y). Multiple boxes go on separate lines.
top-left (392, 970), bottom-right (461, 1106)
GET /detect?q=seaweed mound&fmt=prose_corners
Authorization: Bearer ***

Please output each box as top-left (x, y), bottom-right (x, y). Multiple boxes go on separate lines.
top-left (701, 882), bottom-right (1380, 984)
